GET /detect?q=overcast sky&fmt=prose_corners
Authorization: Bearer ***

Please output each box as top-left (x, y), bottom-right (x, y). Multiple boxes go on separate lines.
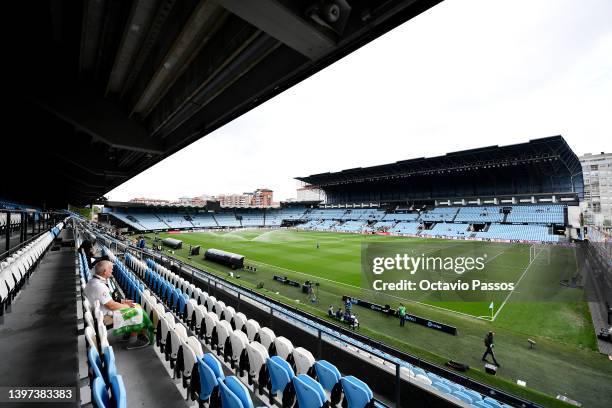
top-left (107, 0), bottom-right (612, 202)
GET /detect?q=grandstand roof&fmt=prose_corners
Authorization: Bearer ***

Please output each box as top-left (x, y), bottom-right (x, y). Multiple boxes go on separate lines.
top-left (6, 0), bottom-right (441, 208)
top-left (297, 136), bottom-right (583, 187)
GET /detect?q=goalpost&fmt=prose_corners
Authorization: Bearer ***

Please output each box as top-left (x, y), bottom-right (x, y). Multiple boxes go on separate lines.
top-left (529, 243), bottom-right (550, 264)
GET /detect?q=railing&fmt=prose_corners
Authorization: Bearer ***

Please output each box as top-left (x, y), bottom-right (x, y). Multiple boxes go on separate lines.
top-left (1, 210), bottom-right (62, 262)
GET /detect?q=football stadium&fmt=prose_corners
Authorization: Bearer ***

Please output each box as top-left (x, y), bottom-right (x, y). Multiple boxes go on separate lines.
top-left (2, 1), bottom-right (612, 408)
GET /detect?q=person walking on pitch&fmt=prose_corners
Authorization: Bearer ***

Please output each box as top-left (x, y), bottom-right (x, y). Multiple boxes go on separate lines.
top-left (482, 331), bottom-right (500, 366)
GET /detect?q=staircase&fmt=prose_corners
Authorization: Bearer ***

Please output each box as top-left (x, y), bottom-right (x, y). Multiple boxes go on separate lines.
top-left (153, 212), bottom-right (171, 229)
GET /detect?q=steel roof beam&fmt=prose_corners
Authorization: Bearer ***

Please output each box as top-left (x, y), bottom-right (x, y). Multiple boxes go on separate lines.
top-left (79, 0), bottom-right (107, 73)
top-left (131, 0), bottom-right (228, 117)
top-left (35, 87), bottom-right (165, 155)
top-left (216, 0), bottom-right (336, 60)
top-left (106, 0), bottom-right (160, 95)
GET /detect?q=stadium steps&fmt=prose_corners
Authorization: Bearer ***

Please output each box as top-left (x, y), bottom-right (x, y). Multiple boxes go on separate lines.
top-left (211, 213), bottom-right (220, 227)
top-left (153, 212), bottom-right (172, 229)
top-left (502, 212), bottom-right (509, 223)
top-left (0, 229), bottom-right (79, 406)
top-left (184, 212), bottom-right (197, 229)
top-left (110, 331), bottom-right (191, 407)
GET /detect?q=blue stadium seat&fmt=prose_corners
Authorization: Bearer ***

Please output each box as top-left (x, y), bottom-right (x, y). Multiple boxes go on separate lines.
top-left (266, 356), bottom-right (295, 405)
top-left (203, 353), bottom-right (224, 377)
top-left (102, 346), bottom-right (117, 382)
top-left (483, 396), bottom-right (503, 407)
top-left (224, 376), bottom-right (254, 408)
top-left (463, 389), bottom-right (483, 402)
top-left (267, 356), bottom-right (294, 394)
top-left (293, 374), bottom-right (327, 408)
top-left (88, 347), bottom-right (104, 381)
top-left (177, 293), bottom-right (189, 318)
top-left (453, 391), bottom-right (473, 404)
top-left (314, 360), bottom-right (341, 391)
top-left (341, 376), bottom-right (374, 408)
top-left (314, 360), bottom-right (342, 405)
top-left (432, 382), bottom-right (451, 394)
top-left (195, 355), bottom-right (220, 404)
top-left (110, 375), bottom-right (127, 408)
top-left (172, 287), bottom-right (182, 311)
top-left (92, 376), bottom-right (110, 408)
top-left (220, 380), bottom-right (244, 408)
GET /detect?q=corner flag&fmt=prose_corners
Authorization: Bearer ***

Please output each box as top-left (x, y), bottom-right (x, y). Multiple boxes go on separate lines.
top-left (489, 301), bottom-right (494, 320)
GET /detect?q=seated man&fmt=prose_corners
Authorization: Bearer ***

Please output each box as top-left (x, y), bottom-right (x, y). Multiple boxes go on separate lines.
top-left (84, 260), bottom-right (150, 350)
top-left (349, 314), bottom-right (359, 330)
top-left (328, 305), bottom-right (334, 317)
top-left (343, 310), bottom-right (351, 322)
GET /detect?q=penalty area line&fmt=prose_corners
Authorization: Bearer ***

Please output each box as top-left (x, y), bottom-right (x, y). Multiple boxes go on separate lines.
top-left (491, 248), bottom-right (541, 321)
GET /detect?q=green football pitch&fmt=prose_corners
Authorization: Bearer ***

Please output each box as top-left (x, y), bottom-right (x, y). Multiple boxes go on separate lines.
top-left (138, 229), bottom-right (612, 408)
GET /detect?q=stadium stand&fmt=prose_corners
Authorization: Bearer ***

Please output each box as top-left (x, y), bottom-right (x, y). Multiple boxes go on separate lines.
top-left (103, 201), bottom-right (570, 242)
top-left (453, 207), bottom-right (505, 223)
top-left (421, 222), bottom-right (470, 238)
top-left (388, 222), bottom-right (423, 235)
top-left (506, 204), bottom-right (565, 224)
top-left (420, 207), bottom-right (459, 222)
top-left (475, 224), bottom-right (560, 242)
top-left (237, 211), bottom-right (266, 228)
top-left (264, 208), bottom-right (306, 226)
top-left (335, 220), bottom-right (367, 233)
top-left (383, 212), bottom-right (420, 222)
top-left (308, 209), bottom-right (347, 220)
top-left (215, 213), bottom-right (242, 228)
top-left (368, 220), bottom-right (396, 232)
top-left (190, 212), bottom-right (218, 228)
top-left (311, 220), bottom-right (340, 231)
top-left (157, 212), bottom-right (194, 229)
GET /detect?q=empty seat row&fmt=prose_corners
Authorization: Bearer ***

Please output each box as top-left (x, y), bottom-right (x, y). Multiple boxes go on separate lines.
top-left (0, 222), bottom-right (64, 315)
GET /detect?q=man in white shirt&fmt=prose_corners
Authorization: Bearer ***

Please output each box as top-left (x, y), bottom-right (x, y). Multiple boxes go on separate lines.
top-left (85, 260), bottom-right (148, 349)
